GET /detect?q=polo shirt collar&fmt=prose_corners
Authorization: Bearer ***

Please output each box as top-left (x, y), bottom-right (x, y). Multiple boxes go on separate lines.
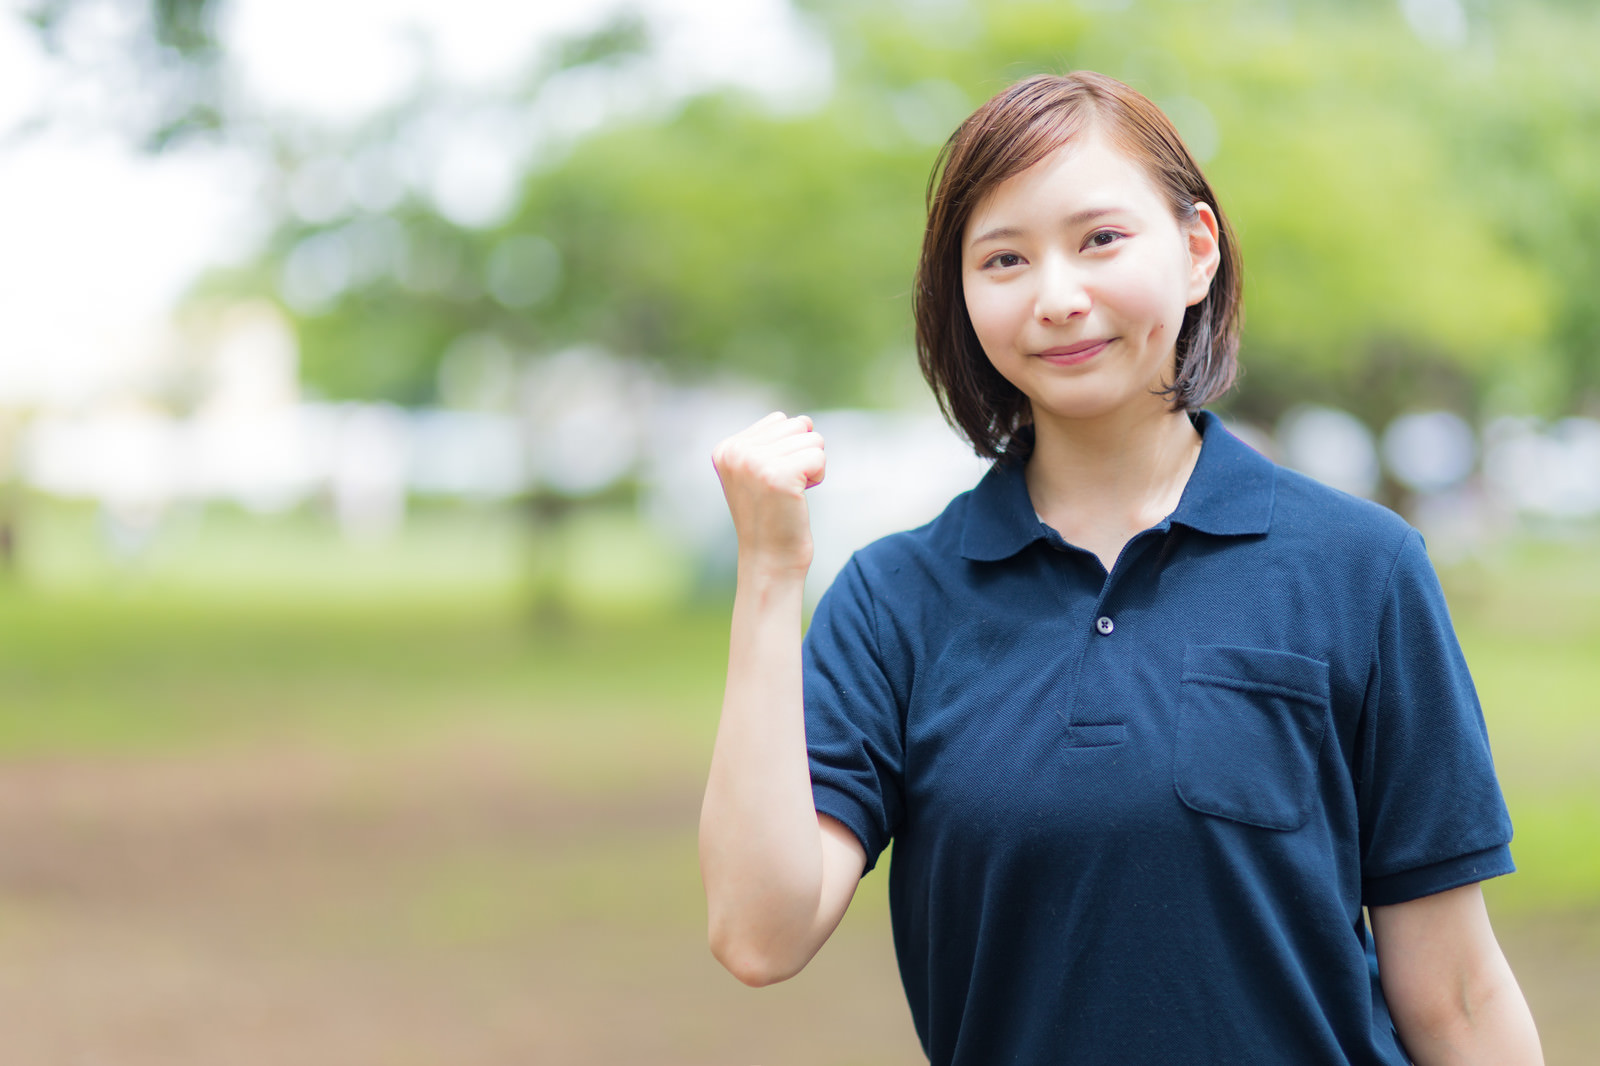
top-left (959, 410), bottom-right (1276, 562)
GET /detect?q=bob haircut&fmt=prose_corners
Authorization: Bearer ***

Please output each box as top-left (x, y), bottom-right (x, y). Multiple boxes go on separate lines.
top-left (914, 71), bottom-right (1243, 463)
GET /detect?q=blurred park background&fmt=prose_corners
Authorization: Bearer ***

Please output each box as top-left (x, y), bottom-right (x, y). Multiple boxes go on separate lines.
top-left (0, 0), bottom-right (1598, 1061)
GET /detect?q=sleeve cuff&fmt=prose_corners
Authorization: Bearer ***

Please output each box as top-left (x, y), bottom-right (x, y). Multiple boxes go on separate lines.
top-left (812, 784), bottom-right (889, 876)
top-left (1362, 843), bottom-right (1515, 907)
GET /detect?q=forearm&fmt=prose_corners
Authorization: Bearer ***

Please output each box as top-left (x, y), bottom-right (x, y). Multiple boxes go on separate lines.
top-left (699, 562), bottom-right (828, 983)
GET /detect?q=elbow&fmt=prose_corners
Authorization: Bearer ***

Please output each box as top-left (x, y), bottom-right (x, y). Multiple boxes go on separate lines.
top-left (708, 921), bottom-right (806, 988)
top-left (718, 948), bottom-right (797, 989)
top-left (1388, 965), bottom-right (1541, 1064)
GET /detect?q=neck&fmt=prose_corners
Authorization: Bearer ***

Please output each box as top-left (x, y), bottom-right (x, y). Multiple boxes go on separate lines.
top-left (1023, 402), bottom-right (1203, 533)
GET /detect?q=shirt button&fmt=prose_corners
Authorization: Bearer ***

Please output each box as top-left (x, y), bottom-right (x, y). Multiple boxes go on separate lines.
top-left (1095, 616), bottom-right (1115, 635)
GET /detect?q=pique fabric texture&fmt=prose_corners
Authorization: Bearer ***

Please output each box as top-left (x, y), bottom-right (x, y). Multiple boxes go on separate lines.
top-left (802, 410), bottom-right (1514, 1066)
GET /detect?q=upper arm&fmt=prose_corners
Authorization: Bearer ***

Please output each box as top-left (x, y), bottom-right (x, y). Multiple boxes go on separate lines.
top-left (1370, 883), bottom-right (1538, 1062)
top-left (1371, 883), bottom-right (1499, 1010)
top-left (813, 812), bottom-right (868, 939)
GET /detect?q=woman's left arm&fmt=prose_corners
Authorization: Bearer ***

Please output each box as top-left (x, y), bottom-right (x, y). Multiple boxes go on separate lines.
top-left (1369, 882), bottom-right (1543, 1065)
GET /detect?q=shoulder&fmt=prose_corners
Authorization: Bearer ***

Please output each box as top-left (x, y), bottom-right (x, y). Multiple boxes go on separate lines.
top-left (1187, 411), bottom-right (1414, 574)
top-left (1267, 462), bottom-right (1416, 564)
top-left (1257, 463), bottom-right (1446, 648)
top-left (805, 488), bottom-right (981, 677)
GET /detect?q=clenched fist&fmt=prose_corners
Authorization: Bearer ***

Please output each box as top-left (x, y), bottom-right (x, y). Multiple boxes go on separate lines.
top-left (711, 412), bottom-right (827, 574)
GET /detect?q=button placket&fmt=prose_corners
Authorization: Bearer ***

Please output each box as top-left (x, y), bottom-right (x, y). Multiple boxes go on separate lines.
top-left (1059, 529), bottom-right (1162, 733)
top-left (1086, 527), bottom-right (1170, 640)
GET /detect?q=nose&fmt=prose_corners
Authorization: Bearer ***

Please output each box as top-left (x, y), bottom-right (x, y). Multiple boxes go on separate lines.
top-left (1034, 254), bottom-right (1091, 325)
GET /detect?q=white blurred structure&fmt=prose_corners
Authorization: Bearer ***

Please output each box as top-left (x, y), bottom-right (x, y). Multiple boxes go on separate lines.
top-left (1277, 405), bottom-right (1381, 498)
top-left (800, 411), bottom-right (990, 602)
top-left (1483, 416), bottom-right (1600, 520)
top-left (637, 381), bottom-right (990, 603)
top-left (15, 320), bottom-right (1600, 574)
top-left (409, 410), bottom-right (527, 498)
top-left (188, 304), bottom-right (313, 513)
top-left (329, 405), bottom-right (411, 539)
top-left (639, 379), bottom-right (780, 559)
top-left (15, 317), bottom-right (989, 580)
top-left (1383, 411), bottom-right (1477, 494)
top-left (521, 348), bottom-right (659, 497)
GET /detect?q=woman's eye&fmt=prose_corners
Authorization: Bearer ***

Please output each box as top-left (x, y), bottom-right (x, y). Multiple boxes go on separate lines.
top-left (985, 252), bottom-right (1023, 269)
top-left (1087, 230), bottom-right (1123, 248)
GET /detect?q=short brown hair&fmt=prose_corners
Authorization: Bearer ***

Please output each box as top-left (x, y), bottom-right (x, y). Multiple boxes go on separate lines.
top-left (914, 71), bottom-right (1243, 462)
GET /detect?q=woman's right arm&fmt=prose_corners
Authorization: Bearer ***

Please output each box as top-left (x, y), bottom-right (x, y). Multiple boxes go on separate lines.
top-left (699, 412), bottom-right (868, 987)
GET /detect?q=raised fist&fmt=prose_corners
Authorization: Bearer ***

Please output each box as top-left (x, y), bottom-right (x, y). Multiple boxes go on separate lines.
top-left (711, 412), bottom-right (827, 574)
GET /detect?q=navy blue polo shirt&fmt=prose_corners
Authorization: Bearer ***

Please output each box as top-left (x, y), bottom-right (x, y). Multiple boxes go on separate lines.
top-left (802, 411), bottom-right (1514, 1066)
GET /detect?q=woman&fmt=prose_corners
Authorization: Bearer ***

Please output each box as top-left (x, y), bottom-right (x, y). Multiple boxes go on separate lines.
top-left (700, 71), bottom-right (1542, 1065)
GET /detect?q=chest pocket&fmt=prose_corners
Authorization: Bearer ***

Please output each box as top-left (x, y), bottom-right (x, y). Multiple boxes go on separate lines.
top-left (1174, 644), bottom-right (1330, 831)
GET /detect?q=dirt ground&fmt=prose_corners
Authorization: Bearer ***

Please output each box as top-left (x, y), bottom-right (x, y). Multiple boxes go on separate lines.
top-left (0, 739), bottom-right (1592, 1065)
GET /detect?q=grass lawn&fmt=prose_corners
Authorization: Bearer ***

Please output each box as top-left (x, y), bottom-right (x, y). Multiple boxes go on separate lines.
top-left (4, 504), bottom-right (1595, 911)
top-left (0, 504), bottom-right (1595, 1063)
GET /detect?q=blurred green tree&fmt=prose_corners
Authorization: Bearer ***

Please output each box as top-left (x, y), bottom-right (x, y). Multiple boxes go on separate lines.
top-left (224, 0), bottom-right (1600, 426)
top-left (21, 0), bottom-right (1600, 426)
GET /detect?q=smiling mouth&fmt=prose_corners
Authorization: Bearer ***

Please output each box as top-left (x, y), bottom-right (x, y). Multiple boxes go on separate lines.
top-left (1037, 339), bottom-right (1111, 366)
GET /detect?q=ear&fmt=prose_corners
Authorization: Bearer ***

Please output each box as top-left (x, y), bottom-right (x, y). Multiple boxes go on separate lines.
top-left (1184, 202), bottom-right (1221, 308)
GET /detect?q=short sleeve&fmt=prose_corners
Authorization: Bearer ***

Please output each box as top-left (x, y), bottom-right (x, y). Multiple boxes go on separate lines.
top-left (1358, 530), bottom-right (1515, 906)
top-left (802, 557), bottom-right (906, 873)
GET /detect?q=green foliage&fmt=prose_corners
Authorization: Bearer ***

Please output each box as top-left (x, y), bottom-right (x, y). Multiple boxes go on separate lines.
top-left (515, 94), bottom-right (929, 401)
top-left (25, 0), bottom-right (217, 59)
top-left (182, 0), bottom-right (1600, 422)
top-left (555, 9), bottom-right (651, 69)
top-left (804, 0), bottom-right (1585, 419)
top-left (150, 0), bottom-right (218, 56)
top-left (295, 289), bottom-right (464, 405)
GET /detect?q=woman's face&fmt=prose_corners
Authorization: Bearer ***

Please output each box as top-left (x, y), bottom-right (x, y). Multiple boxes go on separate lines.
top-left (961, 128), bottom-right (1219, 431)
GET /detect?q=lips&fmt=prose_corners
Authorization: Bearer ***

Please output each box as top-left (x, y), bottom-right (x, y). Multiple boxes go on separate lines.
top-left (1037, 338), bottom-right (1111, 366)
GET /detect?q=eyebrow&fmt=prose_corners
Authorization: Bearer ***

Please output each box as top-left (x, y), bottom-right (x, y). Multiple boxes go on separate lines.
top-left (967, 207), bottom-right (1123, 248)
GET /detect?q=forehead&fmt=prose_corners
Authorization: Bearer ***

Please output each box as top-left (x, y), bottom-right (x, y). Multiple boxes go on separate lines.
top-left (964, 129), bottom-right (1172, 240)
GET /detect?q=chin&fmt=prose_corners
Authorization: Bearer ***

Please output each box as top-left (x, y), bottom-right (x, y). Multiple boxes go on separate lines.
top-left (1029, 388), bottom-right (1150, 425)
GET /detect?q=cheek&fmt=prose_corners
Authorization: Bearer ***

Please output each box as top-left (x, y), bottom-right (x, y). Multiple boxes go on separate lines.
top-left (962, 278), bottom-right (1012, 355)
top-left (1102, 256), bottom-right (1189, 340)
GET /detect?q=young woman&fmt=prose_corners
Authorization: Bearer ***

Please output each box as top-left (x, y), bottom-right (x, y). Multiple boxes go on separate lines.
top-left (700, 71), bottom-right (1542, 1065)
